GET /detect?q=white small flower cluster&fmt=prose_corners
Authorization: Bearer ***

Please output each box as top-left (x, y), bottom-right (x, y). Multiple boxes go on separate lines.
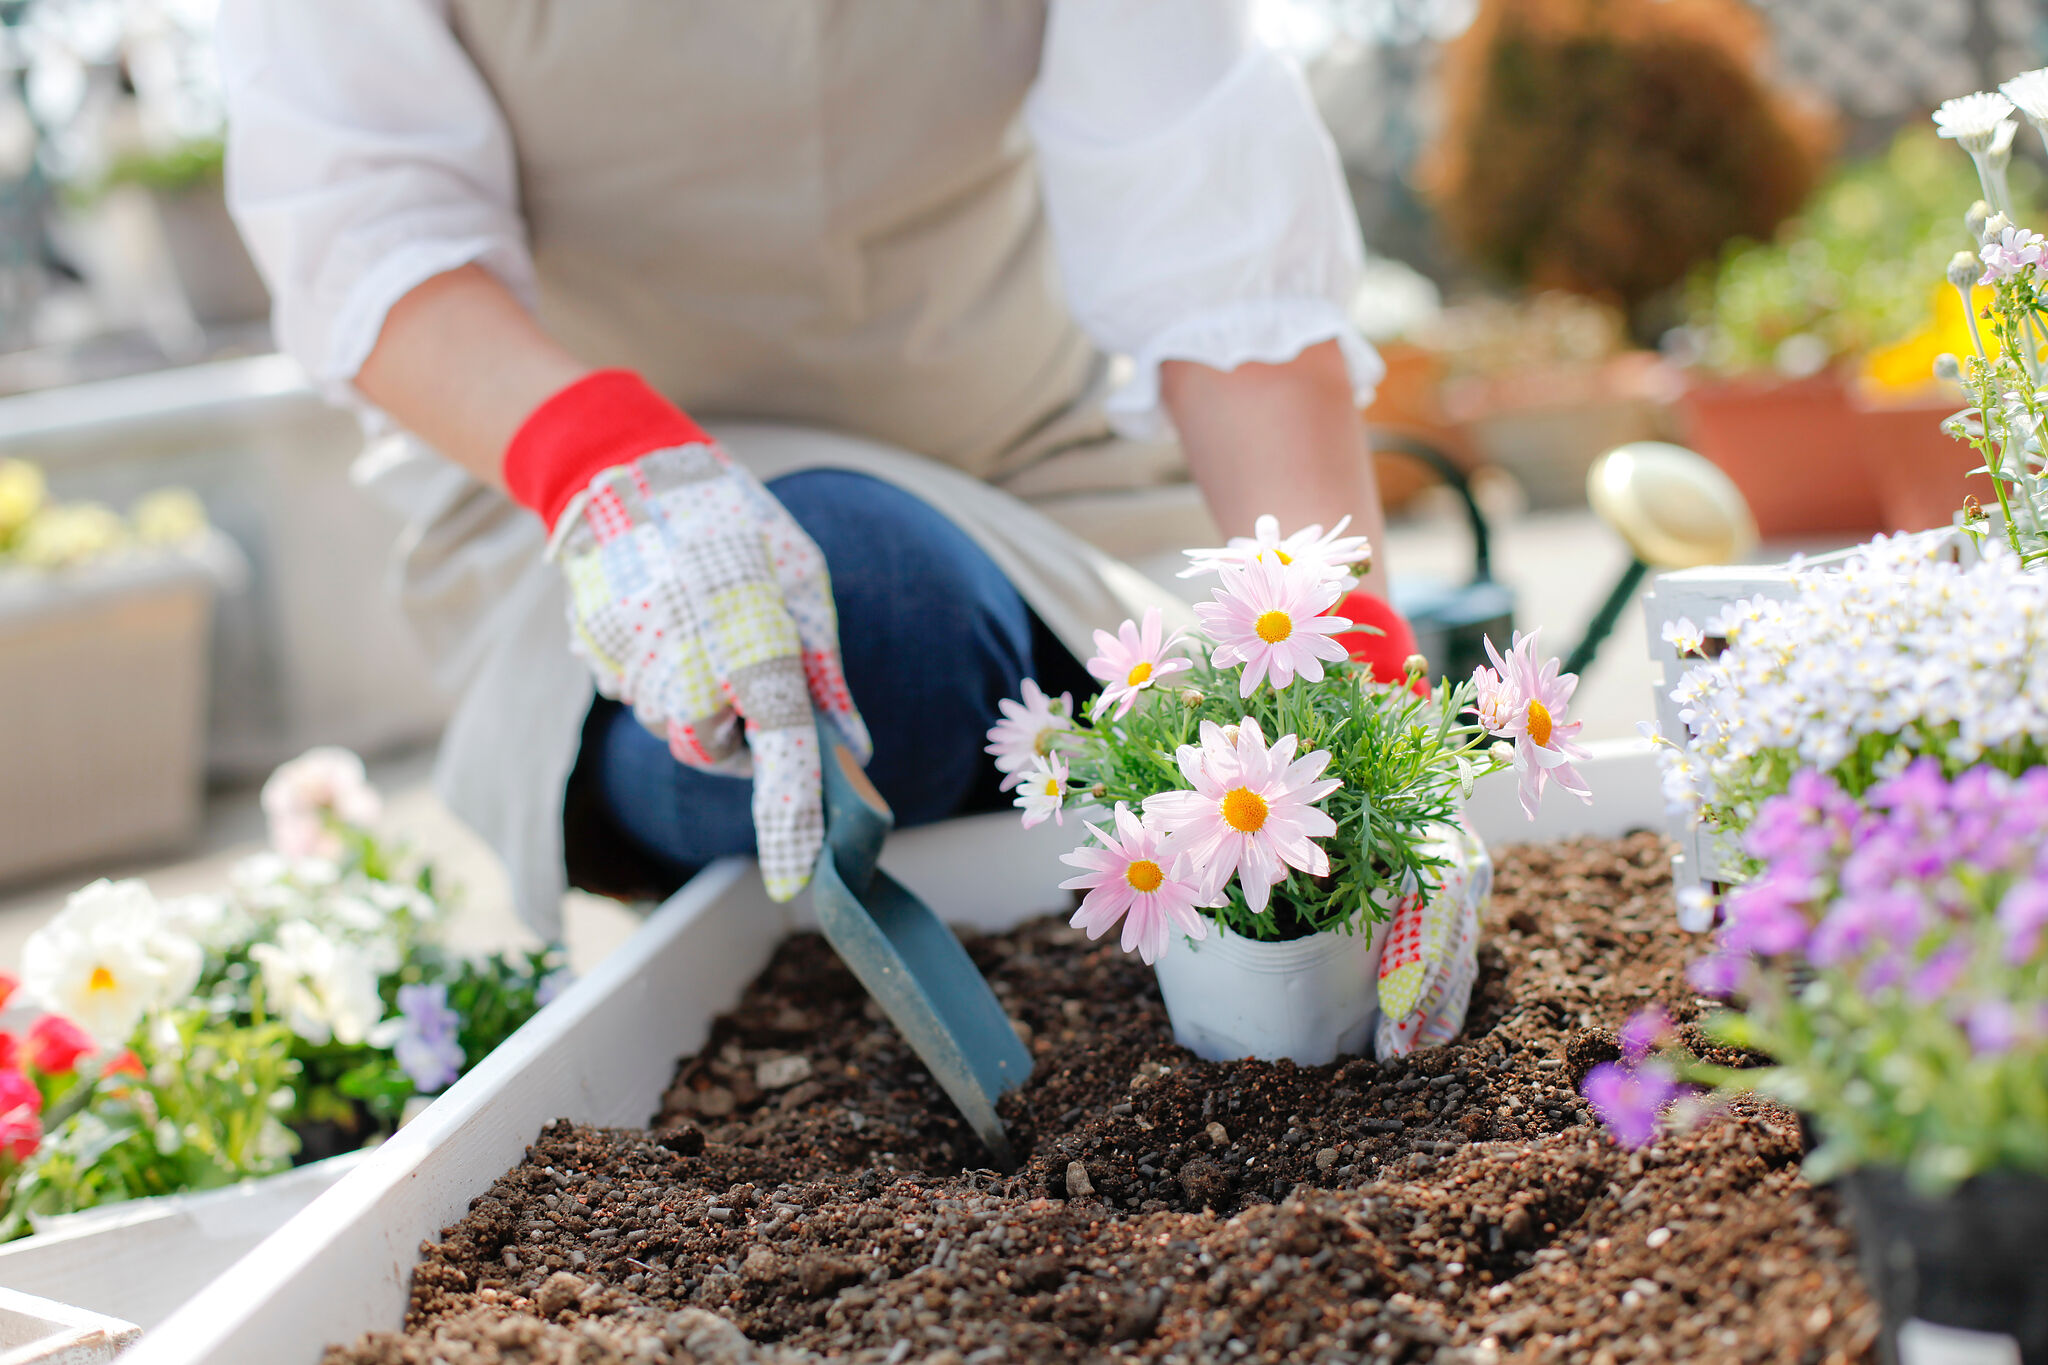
top-left (1656, 533), bottom-right (2048, 823)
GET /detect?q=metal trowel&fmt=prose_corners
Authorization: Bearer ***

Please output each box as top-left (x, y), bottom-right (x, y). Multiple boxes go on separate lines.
top-left (807, 713), bottom-right (1033, 1168)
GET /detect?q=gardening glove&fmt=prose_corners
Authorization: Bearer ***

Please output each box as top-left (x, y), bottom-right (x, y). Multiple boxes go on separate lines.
top-left (1375, 823), bottom-right (1490, 1058)
top-left (1333, 589), bottom-right (1427, 693)
top-left (505, 369), bottom-right (871, 902)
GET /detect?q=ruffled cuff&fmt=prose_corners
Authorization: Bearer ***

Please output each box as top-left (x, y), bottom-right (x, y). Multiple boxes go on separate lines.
top-left (1106, 297), bottom-right (1387, 441)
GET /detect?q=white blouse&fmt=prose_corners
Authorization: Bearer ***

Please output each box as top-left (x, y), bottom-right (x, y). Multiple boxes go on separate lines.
top-left (216, 0), bottom-right (1380, 441)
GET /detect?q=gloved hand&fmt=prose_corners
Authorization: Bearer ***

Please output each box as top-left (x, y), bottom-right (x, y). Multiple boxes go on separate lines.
top-left (505, 370), bottom-right (870, 901)
top-left (1374, 823), bottom-right (1489, 1058)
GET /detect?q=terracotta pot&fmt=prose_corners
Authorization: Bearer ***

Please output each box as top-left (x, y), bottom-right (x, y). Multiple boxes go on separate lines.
top-left (1677, 370), bottom-right (1884, 539)
top-left (1852, 386), bottom-right (1992, 534)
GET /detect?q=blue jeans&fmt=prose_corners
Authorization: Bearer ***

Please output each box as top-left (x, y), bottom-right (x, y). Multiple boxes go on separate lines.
top-left (581, 469), bottom-right (1085, 881)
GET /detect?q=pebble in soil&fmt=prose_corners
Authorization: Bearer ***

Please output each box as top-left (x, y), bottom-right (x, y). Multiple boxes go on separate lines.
top-left (325, 834), bottom-right (1880, 1365)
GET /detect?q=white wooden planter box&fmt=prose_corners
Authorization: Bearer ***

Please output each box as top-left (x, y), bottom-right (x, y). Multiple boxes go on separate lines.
top-left (0, 1150), bottom-right (368, 1331)
top-left (1638, 529), bottom-right (1973, 897)
top-left (124, 742), bottom-right (1664, 1365)
top-left (0, 1286), bottom-right (138, 1364)
top-left (0, 551), bottom-right (216, 884)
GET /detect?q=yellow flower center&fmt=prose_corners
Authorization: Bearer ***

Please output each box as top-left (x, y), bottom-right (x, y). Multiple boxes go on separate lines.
top-left (88, 965), bottom-right (117, 993)
top-left (1527, 699), bottom-right (1554, 749)
top-left (1221, 786), bottom-right (1269, 834)
top-left (1124, 859), bottom-right (1165, 893)
top-left (1032, 729), bottom-right (1058, 756)
top-left (1126, 660), bottom-right (1154, 687)
top-left (1254, 610), bottom-right (1293, 644)
top-left (1042, 777), bottom-right (1062, 796)
top-left (1273, 548), bottom-right (1293, 565)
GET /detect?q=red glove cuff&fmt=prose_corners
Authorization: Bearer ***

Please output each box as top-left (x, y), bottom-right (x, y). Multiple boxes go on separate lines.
top-left (503, 369), bottom-right (710, 532)
top-left (1335, 589), bottom-right (1425, 693)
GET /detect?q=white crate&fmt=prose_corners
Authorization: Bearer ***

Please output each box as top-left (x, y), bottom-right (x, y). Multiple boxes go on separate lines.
top-left (0, 1286), bottom-right (138, 1365)
top-left (0, 552), bottom-right (215, 885)
top-left (120, 741), bottom-right (1660, 1365)
top-left (0, 355), bottom-right (451, 777)
top-left (1638, 530), bottom-right (1975, 897)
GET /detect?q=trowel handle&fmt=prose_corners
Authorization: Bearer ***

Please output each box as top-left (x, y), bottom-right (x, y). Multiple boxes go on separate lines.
top-left (815, 710), bottom-right (891, 895)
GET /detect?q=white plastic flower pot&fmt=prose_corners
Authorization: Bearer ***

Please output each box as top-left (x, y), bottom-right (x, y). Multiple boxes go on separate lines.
top-left (1152, 917), bottom-right (1388, 1065)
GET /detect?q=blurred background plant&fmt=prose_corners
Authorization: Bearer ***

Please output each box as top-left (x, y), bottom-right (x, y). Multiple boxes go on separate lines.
top-left (1420, 0), bottom-right (1832, 336)
top-left (1682, 126), bottom-right (2032, 382)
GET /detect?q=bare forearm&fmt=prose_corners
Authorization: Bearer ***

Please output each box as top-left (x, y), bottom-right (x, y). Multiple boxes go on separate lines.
top-left (1161, 339), bottom-right (1388, 596)
top-left (354, 264), bottom-right (590, 489)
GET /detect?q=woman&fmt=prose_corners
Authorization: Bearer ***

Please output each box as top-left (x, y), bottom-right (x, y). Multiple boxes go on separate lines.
top-left (217, 0), bottom-right (1416, 933)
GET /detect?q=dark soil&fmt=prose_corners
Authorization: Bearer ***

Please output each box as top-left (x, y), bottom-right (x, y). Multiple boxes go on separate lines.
top-left (324, 834), bottom-right (1879, 1365)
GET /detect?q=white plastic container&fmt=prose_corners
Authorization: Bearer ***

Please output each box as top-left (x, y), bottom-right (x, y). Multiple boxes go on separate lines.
top-left (1153, 918), bottom-right (1388, 1064)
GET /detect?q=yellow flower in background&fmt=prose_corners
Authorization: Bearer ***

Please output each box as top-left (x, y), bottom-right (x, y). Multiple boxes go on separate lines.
top-left (131, 487), bottom-right (208, 546)
top-left (1862, 284), bottom-right (1993, 394)
top-left (15, 502), bottom-right (128, 569)
top-left (0, 460), bottom-right (46, 538)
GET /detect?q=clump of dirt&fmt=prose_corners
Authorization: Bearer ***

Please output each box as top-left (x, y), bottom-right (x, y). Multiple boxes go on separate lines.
top-left (326, 834), bottom-right (1880, 1364)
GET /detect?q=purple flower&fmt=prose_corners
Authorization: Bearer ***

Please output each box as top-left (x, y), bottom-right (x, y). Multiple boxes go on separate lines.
top-left (1808, 889), bottom-right (1927, 967)
top-left (1999, 881), bottom-right (2048, 963)
top-left (1618, 1006), bottom-right (1675, 1064)
top-left (1906, 942), bottom-right (1970, 1005)
top-left (1583, 1059), bottom-right (1682, 1149)
top-left (1964, 999), bottom-right (2019, 1055)
top-left (1718, 879), bottom-right (1811, 957)
top-left (393, 982), bottom-right (464, 1094)
top-left (1688, 950), bottom-right (1745, 998)
top-left (534, 969), bottom-right (572, 1008)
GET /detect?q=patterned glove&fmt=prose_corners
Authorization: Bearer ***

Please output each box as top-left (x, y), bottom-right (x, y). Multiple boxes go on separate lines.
top-left (505, 370), bottom-right (870, 901)
top-left (1374, 822), bottom-right (1491, 1058)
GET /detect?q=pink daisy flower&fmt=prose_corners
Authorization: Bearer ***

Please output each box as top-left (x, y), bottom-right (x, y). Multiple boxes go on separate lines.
top-left (1059, 803), bottom-right (1209, 964)
top-left (1469, 630), bottom-right (1593, 819)
top-left (1141, 718), bottom-right (1341, 915)
top-left (1013, 753), bottom-right (1070, 830)
top-left (985, 678), bottom-right (1074, 791)
top-left (1196, 559), bottom-right (1352, 697)
top-left (1180, 515), bottom-right (1373, 588)
top-left (1086, 607), bottom-right (1192, 720)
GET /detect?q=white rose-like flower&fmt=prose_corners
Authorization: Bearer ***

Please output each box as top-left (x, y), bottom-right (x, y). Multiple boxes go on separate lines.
top-left (1934, 91), bottom-right (2016, 154)
top-left (259, 747), bottom-right (382, 859)
top-left (249, 920), bottom-right (396, 1047)
top-left (21, 879), bottom-right (204, 1046)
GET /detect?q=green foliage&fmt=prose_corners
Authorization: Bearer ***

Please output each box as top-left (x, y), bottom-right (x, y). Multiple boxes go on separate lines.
top-left (1063, 655), bottom-right (1497, 942)
top-left (1698, 919), bottom-right (2048, 1193)
top-left (5, 1009), bottom-right (300, 1237)
top-left (1686, 128), bottom-right (2011, 374)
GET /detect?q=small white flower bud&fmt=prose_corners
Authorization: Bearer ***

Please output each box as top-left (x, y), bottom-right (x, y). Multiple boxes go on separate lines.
top-left (1968, 200), bottom-right (1994, 240)
top-left (1949, 250), bottom-right (1985, 288)
top-left (1180, 687), bottom-right (1205, 707)
top-left (1488, 741), bottom-right (1515, 765)
top-left (1933, 352), bottom-right (1964, 383)
top-left (1403, 653), bottom-right (1429, 677)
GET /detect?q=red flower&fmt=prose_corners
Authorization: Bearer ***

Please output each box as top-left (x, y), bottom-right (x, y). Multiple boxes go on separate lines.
top-left (0, 1069), bottom-right (46, 1162)
top-left (0, 1033), bottom-right (18, 1073)
top-left (27, 1016), bottom-right (94, 1075)
top-left (0, 972), bottom-right (17, 1011)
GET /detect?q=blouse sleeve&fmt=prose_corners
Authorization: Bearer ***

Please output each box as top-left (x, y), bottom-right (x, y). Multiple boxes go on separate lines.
top-left (1025, 0), bottom-right (1383, 440)
top-left (216, 0), bottom-right (534, 400)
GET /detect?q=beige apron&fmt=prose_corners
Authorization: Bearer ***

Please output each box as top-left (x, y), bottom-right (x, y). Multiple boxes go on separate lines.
top-left (365, 0), bottom-right (1215, 935)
